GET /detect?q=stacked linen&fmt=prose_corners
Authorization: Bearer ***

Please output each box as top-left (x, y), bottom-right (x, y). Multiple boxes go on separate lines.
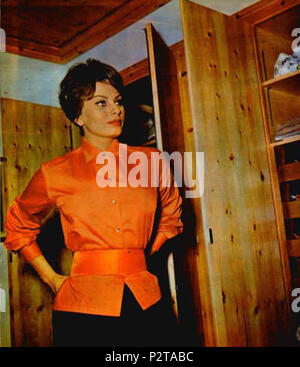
top-left (275, 117), bottom-right (300, 141)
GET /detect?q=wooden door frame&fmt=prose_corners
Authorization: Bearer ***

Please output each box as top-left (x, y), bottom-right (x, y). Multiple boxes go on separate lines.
top-left (120, 40), bottom-right (184, 86)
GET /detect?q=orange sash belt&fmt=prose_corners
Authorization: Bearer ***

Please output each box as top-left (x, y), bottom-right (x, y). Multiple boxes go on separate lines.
top-left (71, 249), bottom-right (147, 276)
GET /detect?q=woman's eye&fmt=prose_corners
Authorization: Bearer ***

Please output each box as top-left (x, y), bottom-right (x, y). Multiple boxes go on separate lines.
top-left (96, 100), bottom-right (106, 107)
top-left (115, 99), bottom-right (124, 106)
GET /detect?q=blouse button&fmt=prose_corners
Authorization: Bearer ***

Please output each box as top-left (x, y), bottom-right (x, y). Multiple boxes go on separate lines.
top-left (112, 199), bottom-right (116, 204)
top-left (115, 228), bottom-right (120, 232)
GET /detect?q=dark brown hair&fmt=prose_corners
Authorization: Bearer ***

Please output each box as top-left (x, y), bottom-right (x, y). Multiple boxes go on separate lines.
top-left (59, 58), bottom-right (124, 134)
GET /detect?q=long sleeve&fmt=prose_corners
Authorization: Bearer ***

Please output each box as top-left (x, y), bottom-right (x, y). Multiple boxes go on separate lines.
top-left (2, 138), bottom-right (183, 316)
top-left (4, 164), bottom-right (55, 263)
top-left (152, 153), bottom-right (183, 251)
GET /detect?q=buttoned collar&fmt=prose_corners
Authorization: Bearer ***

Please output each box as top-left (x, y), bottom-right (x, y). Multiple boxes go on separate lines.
top-left (81, 137), bottom-right (120, 163)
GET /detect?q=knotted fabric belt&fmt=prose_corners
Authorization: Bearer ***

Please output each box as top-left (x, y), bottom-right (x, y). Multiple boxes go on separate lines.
top-left (71, 249), bottom-right (147, 276)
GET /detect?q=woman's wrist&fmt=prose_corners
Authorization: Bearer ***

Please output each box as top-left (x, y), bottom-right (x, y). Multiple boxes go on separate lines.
top-left (41, 270), bottom-right (58, 286)
top-left (30, 255), bottom-right (57, 285)
top-left (150, 232), bottom-right (168, 255)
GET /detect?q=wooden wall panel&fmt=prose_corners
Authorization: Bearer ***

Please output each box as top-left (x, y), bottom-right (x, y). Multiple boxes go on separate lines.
top-left (1, 98), bottom-right (71, 346)
top-left (70, 123), bottom-right (82, 150)
top-left (170, 40), bottom-right (207, 346)
top-left (235, 0), bottom-right (300, 25)
top-left (180, 0), bottom-right (290, 346)
top-left (121, 59), bottom-right (149, 86)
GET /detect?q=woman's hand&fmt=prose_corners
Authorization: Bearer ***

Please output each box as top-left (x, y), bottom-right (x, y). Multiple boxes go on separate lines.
top-left (30, 254), bottom-right (69, 294)
top-left (150, 233), bottom-right (168, 255)
top-left (47, 273), bottom-right (69, 294)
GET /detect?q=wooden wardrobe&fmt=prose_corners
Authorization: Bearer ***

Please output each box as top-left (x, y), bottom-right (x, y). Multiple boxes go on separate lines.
top-left (2, 0), bottom-right (300, 347)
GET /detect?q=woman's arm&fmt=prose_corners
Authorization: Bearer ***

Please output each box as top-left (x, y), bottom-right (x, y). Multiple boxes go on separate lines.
top-left (150, 233), bottom-right (168, 255)
top-left (150, 153), bottom-right (184, 255)
top-left (31, 255), bottom-right (68, 294)
top-left (4, 165), bottom-right (67, 292)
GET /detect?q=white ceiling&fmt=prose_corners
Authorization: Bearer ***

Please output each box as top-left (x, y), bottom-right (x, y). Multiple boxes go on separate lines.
top-left (190, 0), bottom-right (261, 15)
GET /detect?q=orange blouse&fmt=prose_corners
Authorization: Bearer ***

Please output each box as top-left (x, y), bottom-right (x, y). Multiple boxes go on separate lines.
top-left (4, 138), bottom-right (183, 316)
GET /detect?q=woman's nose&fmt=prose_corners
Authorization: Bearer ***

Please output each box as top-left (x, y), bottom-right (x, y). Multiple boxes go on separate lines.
top-left (110, 102), bottom-right (121, 115)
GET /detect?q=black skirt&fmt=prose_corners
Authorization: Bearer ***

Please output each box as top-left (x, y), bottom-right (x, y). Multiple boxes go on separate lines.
top-left (52, 284), bottom-right (180, 347)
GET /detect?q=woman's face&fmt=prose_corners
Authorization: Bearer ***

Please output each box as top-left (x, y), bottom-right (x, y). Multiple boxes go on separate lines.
top-left (75, 80), bottom-right (125, 140)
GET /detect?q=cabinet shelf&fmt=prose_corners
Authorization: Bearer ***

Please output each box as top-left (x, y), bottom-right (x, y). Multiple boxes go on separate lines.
top-left (278, 161), bottom-right (300, 182)
top-left (283, 200), bottom-right (300, 219)
top-left (263, 70), bottom-right (300, 144)
top-left (255, 4), bottom-right (300, 82)
top-left (271, 135), bottom-right (300, 147)
top-left (254, 2), bottom-right (300, 323)
top-left (142, 137), bottom-right (156, 146)
top-left (262, 69), bottom-right (300, 91)
top-left (287, 239), bottom-right (300, 258)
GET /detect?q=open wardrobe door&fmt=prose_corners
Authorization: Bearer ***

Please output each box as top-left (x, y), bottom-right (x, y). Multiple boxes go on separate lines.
top-left (180, 0), bottom-right (291, 346)
top-left (145, 23), bottom-right (185, 322)
top-left (145, 23), bottom-right (185, 153)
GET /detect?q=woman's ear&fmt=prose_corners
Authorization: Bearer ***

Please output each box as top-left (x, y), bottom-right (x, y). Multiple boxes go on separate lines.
top-left (75, 117), bottom-right (84, 127)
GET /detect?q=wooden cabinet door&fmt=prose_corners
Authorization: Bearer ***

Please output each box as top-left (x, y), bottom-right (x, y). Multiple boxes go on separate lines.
top-left (145, 23), bottom-right (185, 154)
top-left (145, 24), bottom-right (198, 340)
top-left (145, 23), bottom-right (183, 319)
top-left (180, 0), bottom-right (291, 346)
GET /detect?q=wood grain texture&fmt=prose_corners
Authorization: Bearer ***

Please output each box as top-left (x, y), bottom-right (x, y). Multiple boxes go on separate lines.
top-left (121, 59), bottom-right (149, 86)
top-left (3, 0), bottom-right (172, 63)
top-left (120, 40), bottom-right (186, 86)
top-left (1, 98), bottom-right (71, 346)
top-left (254, 5), bottom-right (300, 83)
top-left (180, 0), bottom-right (290, 346)
top-left (262, 71), bottom-right (300, 88)
top-left (235, 0), bottom-right (300, 24)
top-left (170, 37), bottom-right (206, 346)
top-left (121, 40), bottom-right (203, 344)
top-left (252, 4), bottom-right (300, 319)
top-left (271, 135), bottom-right (300, 147)
top-left (146, 24), bottom-right (201, 345)
top-left (278, 161), bottom-right (300, 183)
top-left (70, 123), bottom-right (82, 150)
top-left (283, 201), bottom-right (300, 219)
top-left (266, 88), bottom-right (300, 141)
top-left (287, 239), bottom-right (300, 257)
top-left (146, 22), bottom-right (181, 322)
top-left (146, 23), bottom-right (185, 153)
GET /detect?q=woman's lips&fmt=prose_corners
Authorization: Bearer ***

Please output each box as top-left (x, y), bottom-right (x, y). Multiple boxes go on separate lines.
top-left (108, 119), bottom-right (122, 126)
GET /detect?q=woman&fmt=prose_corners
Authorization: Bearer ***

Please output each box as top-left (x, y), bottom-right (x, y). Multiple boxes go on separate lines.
top-left (4, 59), bottom-right (183, 347)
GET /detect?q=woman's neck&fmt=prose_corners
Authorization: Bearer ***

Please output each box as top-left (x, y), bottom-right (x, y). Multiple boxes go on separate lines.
top-left (83, 133), bottom-right (115, 151)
